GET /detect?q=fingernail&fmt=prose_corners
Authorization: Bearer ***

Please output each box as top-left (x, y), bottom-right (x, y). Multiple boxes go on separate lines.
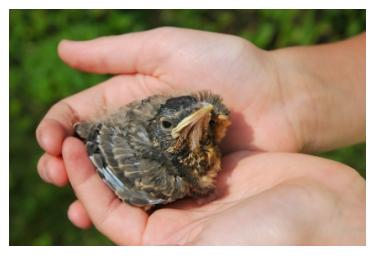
top-left (35, 125), bottom-right (45, 148)
top-left (44, 158), bottom-right (53, 184)
top-left (38, 156), bottom-right (51, 184)
top-left (36, 125), bottom-right (52, 153)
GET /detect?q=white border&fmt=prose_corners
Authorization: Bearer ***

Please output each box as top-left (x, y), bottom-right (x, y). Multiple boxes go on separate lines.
top-left (365, 6), bottom-right (370, 249)
top-left (3, 1), bottom-right (370, 261)
top-left (6, 0), bottom-right (368, 9)
top-left (2, 6), bottom-right (9, 248)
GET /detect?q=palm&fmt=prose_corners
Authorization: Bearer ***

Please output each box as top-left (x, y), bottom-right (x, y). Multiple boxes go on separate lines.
top-left (142, 151), bottom-right (281, 245)
top-left (137, 151), bottom-right (364, 245)
top-left (62, 140), bottom-right (362, 245)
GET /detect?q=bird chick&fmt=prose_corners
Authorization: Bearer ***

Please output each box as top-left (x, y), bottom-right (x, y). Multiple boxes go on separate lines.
top-left (74, 91), bottom-right (230, 209)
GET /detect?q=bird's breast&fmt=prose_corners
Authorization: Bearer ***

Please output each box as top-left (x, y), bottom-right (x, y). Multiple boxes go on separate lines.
top-left (169, 144), bottom-right (221, 196)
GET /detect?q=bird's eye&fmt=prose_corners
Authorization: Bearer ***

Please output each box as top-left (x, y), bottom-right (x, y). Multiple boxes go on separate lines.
top-left (161, 120), bottom-right (172, 129)
top-left (209, 119), bottom-right (215, 126)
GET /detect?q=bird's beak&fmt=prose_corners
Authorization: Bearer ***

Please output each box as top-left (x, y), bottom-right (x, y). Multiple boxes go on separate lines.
top-left (171, 103), bottom-right (213, 151)
top-left (171, 103), bottom-right (213, 139)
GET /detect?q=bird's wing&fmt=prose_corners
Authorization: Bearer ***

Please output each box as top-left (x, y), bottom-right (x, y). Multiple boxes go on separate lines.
top-left (90, 123), bottom-right (188, 206)
top-left (75, 95), bottom-right (189, 207)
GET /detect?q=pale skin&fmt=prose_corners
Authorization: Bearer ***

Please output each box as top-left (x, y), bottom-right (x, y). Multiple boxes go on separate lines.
top-left (36, 27), bottom-right (365, 245)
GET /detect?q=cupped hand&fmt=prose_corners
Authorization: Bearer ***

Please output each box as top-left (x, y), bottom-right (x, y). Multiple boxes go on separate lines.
top-left (35, 27), bottom-right (364, 245)
top-left (62, 138), bottom-right (365, 245)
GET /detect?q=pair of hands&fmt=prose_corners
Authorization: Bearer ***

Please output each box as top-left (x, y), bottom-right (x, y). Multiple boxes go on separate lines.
top-left (36, 27), bottom-right (365, 245)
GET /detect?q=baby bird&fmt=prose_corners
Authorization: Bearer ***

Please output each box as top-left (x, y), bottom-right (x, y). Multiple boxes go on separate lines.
top-left (74, 91), bottom-right (230, 209)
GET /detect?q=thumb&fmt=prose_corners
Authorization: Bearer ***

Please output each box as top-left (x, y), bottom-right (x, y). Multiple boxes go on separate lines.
top-left (57, 29), bottom-right (164, 75)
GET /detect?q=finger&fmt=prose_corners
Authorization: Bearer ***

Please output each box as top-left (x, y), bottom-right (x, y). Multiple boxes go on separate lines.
top-left (35, 97), bottom-right (79, 156)
top-left (37, 153), bottom-right (52, 184)
top-left (36, 75), bottom-right (169, 156)
top-left (37, 153), bottom-right (69, 186)
top-left (62, 137), bottom-right (148, 245)
top-left (36, 116), bottom-right (74, 156)
top-left (58, 29), bottom-right (164, 75)
top-left (68, 200), bottom-right (93, 229)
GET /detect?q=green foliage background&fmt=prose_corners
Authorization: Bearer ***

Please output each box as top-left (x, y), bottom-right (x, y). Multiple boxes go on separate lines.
top-left (10, 10), bottom-right (366, 245)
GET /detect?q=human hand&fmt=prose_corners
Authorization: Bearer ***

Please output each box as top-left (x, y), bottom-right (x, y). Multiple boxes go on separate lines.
top-left (62, 139), bottom-right (365, 245)
top-left (35, 27), bottom-right (365, 244)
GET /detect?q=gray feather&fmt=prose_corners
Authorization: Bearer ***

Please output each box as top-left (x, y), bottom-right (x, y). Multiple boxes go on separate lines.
top-left (74, 95), bottom-right (190, 207)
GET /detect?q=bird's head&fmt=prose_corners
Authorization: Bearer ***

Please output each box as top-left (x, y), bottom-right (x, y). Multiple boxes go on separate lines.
top-left (148, 94), bottom-right (230, 153)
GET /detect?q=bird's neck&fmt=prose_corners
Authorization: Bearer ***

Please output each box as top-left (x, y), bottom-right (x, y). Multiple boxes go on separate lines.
top-left (170, 143), bottom-right (221, 196)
